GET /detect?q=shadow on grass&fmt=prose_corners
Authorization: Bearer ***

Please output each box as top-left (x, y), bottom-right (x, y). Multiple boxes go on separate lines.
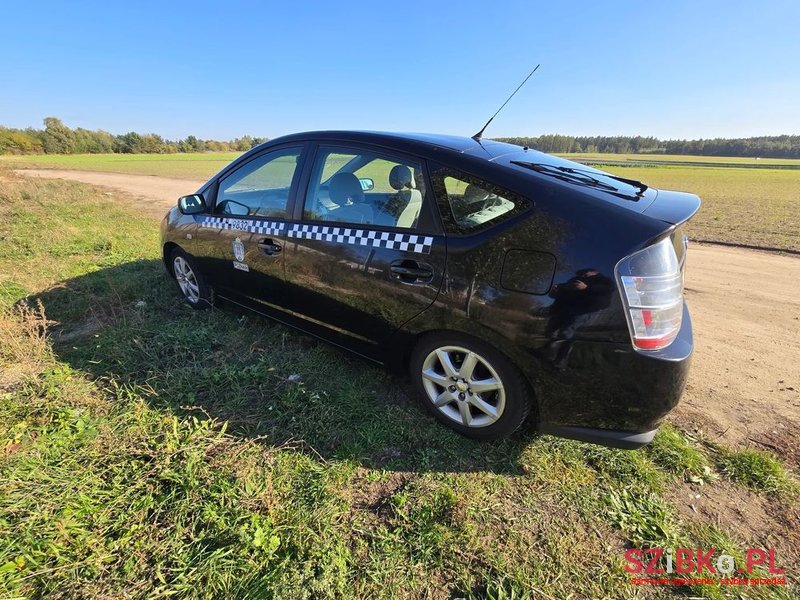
top-left (34, 259), bottom-right (540, 474)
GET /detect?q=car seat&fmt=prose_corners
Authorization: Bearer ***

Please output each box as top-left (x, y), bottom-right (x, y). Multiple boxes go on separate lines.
top-left (328, 172), bottom-right (374, 224)
top-left (389, 165), bottom-right (423, 228)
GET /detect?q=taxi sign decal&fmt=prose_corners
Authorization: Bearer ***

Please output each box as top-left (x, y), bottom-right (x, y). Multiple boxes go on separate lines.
top-left (197, 216), bottom-right (433, 255)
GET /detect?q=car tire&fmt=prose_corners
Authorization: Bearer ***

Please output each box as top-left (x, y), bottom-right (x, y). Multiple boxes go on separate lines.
top-left (170, 248), bottom-right (214, 309)
top-left (409, 333), bottom-right (533, 440)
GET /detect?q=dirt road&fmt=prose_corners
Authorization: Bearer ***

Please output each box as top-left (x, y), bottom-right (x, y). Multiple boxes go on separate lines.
top-left (680, 244), bottom-right (800, 463)
top-left (16, 169), bottom-right (203, 219)
top-left (17, 169), bottom-right (800, 464)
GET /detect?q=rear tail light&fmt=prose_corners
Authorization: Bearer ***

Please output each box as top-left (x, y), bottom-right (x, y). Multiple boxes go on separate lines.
top-left (615, 238), bottom-right (684, 351)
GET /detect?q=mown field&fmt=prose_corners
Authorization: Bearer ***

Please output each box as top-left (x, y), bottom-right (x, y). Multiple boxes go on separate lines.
top-left (3, 150), bottom-right (799, 252)
top-left (561, 153), bottom-right (800, 166)
top-left (566, 156), bottom-right (800, 252)
top-left (1, 172), bottom-right (798, 598)
top-left (0, 152), bottom-right (240, 180)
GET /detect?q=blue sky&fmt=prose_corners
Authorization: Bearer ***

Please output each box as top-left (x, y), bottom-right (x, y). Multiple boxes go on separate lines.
top-left (2, 1), bottom-right (798, 140)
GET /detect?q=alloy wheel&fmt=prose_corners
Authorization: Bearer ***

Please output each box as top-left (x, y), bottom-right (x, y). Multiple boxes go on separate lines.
top-left (173, 256), bottom-right (200, 303)
top-left (420, 345), bottom-right (506, 428)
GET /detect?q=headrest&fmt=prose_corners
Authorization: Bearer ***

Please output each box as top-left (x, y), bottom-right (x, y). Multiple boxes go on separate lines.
top-left (329, 173), bottom-right (364, 205)
top-left (464, 184), bottom-right (492, 203)
top-left (389, 165), bottom-right (414, 190)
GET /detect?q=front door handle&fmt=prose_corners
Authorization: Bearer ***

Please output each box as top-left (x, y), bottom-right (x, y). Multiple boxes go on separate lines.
top-left (258, 239), bottom-right (282, 256)
top-left (390, 260), bottom-right (433, 282)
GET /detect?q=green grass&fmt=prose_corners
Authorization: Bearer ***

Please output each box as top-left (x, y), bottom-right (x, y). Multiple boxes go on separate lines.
top-left (0, 152), bottom-right (241, 180)
top-left (647, 424), bottom-right (712, 482)
top-left (714, 448), bottom-right (797, 495)
top-left (584, 163), bottom-right (800, 251)
top-left (561, 152), bottom-right (800, 167)
top-left (1, 172), bottom-right (799, 598)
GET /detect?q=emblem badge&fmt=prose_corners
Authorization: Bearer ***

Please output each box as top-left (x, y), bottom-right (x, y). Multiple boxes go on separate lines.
top-left (232, 237), bottom-right (245, 262)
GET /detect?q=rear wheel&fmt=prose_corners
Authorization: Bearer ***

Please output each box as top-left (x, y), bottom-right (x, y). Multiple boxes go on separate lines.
top-left (410, 334), bottom-right (532, 440)
top-left (170, 248), bottom-right (213, 309)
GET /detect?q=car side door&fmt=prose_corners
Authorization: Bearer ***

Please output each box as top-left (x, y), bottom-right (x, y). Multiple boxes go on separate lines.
top-left (190, 144), bottom-right (307, 310)
top-left (283, 143), bottom-right (446, 358)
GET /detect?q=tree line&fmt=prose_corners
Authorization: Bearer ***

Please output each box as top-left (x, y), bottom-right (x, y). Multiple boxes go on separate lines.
top-left (494, 134), bottom-right (800, 158)
top-left (0, 117), bottom-right (268, 155)
top-left (2, 118), bottom-right (799, 158)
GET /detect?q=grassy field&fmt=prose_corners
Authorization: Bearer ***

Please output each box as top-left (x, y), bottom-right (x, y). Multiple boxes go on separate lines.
top-left (564, 154), bottom-right (799, 251)
top-left (0, 152), bottom-right (241, 180)
top-left (1, 173), bottom-right (798, 598)
top-left (3, 151), bottom-right (799, 252)
top-left (561, 153), bottom-right (800, 167)
top-left (592, 164), bottom-right (799, 251)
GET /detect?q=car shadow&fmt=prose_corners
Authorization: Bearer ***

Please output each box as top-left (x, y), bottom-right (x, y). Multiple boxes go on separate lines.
top-left (32, 259), bottom-right (545, 475)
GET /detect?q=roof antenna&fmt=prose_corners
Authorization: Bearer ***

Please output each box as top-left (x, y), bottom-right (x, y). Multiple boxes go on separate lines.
top-left (472, 64), bottom-right (540, 141)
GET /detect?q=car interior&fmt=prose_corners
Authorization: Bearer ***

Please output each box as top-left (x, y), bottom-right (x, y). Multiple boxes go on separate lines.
top-left (305, 151), bottom-right (426, 228)
top-left (217, 188), bottom-right (292, 218)
top-left (443, 177), bottom-right (517, 230)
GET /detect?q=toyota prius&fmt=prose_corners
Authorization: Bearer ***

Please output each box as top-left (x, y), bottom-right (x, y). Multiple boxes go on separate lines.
top-left (161, 131), bottom-right (700, 448)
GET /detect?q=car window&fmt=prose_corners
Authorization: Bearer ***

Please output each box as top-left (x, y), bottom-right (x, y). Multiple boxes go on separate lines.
top-left (432, 167), bottom-right (530, 234)
top-left (353, 159), bottom-right (406, 193)
top-left (216, 147), bottom-right (301, 218)
top-left (304, 147), bottom-right (427, 228)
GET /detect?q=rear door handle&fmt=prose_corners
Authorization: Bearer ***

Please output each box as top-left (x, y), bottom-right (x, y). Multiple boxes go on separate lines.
top-left (258, 239), bottom-right (282, 256)
top-left (390, 265), bottom-right (431, 278)
top-left (390, 261), bottom-right (433, 282)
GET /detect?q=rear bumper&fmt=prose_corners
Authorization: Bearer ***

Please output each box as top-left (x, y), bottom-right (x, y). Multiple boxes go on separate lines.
top-left (538, 423), bottom-right (658, 449)
top-left (532, 304), bottom-right (693, 443)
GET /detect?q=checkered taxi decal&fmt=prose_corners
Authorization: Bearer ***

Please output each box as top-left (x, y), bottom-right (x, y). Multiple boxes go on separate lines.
top-left (288, 224), bottom-right (434, 254)
top-left (198, 216), bottom-right (284, 237)
top-left (198, 216), bottom-right (434, 255)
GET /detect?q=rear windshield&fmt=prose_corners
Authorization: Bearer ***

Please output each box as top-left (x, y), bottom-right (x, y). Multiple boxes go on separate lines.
top-left (499, 150), bottom-right (650, 200)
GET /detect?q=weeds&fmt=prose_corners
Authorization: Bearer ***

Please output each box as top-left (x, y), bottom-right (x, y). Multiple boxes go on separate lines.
top-left (715, 447), bottom-right (797, 495)
top-left (648, 424), bottom-right (714, 483)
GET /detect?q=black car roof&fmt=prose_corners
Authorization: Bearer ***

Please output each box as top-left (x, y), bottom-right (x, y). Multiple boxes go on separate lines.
top-left (266, 130), bottom-right (524, 162)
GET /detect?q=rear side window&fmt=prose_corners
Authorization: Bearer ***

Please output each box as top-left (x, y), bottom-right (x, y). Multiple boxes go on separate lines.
top-left (216, 147), bottom-right (301, 218)
top-left (431, 165), bottom-right (530, 234)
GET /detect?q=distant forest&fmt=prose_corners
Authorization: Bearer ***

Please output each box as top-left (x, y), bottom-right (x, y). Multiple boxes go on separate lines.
top-left (494, 134), bottom-right (800, 158)
top-left (2, 118), bottom-right (799, 158)
top-left (0, 118), bottom-right (267, 155)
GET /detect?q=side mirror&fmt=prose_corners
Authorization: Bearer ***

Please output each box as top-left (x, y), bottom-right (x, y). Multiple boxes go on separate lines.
top-left (178, 194), bottom-right (206, 214)
top-left (359, 177), bottom-right (375, 192)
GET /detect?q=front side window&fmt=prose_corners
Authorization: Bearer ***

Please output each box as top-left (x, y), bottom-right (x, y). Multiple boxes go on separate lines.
top-left (216, 147), bottom-right (301, 218)
top-left (304, 147), bottom-right (427, 228)
top-left (431, 165), bottom-right (530, 234)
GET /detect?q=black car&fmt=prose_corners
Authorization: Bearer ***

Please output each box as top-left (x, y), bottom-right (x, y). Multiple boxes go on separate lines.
top-left (161, 131), bottom-right (700, 448)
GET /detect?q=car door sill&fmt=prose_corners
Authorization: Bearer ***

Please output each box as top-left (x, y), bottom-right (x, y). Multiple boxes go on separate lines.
top-left (216, 293), bottom-right (385, 366)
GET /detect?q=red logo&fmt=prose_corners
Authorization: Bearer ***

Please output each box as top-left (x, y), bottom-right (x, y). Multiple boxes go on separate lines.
top-left (624, 548), bottom-right (786, 586)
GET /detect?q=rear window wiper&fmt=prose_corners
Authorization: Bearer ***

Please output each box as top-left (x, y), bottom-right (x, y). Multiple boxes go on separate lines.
top-left (511, 161), bottom-right (648, 197)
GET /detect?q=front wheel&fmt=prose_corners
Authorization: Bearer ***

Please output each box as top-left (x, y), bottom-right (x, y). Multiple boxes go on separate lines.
top-left (409, 334), bottom-right (532, 440)
top-left (170, 248), bottom-right (213, 309)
